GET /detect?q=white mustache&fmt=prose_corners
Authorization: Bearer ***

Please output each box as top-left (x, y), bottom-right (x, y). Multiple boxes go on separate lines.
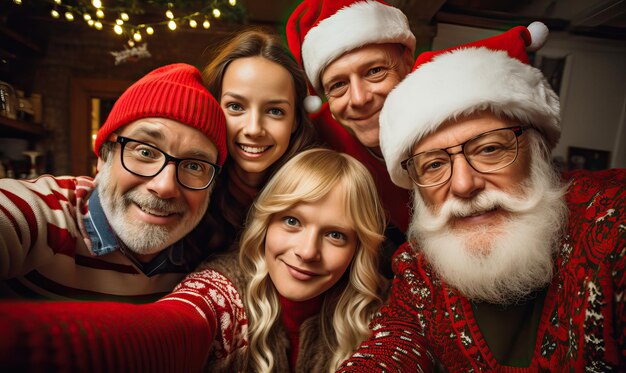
top-left (417, 183), bottom-right (544, 233)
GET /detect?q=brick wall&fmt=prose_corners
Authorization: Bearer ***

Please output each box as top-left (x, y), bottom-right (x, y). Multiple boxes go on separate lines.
top-left (15, 21), bottom-right (263, 175)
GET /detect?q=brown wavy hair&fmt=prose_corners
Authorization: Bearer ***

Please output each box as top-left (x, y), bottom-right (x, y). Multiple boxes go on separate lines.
top-left (185, 28), bottom-right (319, 264)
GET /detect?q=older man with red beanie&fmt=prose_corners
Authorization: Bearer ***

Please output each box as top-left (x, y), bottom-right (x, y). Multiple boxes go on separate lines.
top-left (339, 23), bottom-right (625, 371)
top-left (0, 63), bottom-right (227, 303)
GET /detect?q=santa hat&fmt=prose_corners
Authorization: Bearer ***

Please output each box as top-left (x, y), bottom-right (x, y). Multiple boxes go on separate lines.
top-left (94, 63), bottom-right (227, 165)
top-left (286, 0), bottom-right (416, 112)
top-left (380, 22), bottom-right (561, 189)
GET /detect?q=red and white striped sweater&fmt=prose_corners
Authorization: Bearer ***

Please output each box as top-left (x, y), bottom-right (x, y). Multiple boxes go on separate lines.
top-left (0, 175), bottom-right (185, 302)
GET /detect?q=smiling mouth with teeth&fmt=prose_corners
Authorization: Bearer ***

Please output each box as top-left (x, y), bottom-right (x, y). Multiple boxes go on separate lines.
top-left (138, 204), bottom-right (175, 217)
top-left (239, 144), bottom-right (270, 154)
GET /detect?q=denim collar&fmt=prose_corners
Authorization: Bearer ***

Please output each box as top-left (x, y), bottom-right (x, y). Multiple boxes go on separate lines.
top-left (83, 187), bottom-right (119, 256)
top-left (83, 188), bottom-right (188, 276)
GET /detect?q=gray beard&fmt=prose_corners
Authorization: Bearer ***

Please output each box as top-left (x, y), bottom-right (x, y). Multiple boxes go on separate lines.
top-left (96, 160), bottom-right (191, 256)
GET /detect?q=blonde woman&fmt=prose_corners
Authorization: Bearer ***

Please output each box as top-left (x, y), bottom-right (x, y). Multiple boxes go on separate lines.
top-left (238, 147), bottom-right (387, 372)
top-left (0, 148), bottom-right (388, 372)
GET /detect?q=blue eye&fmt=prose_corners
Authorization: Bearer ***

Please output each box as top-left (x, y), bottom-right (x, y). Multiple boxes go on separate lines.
top-left (268, 108), bottom-right (285, 116)
top-left (283, 216), bottom-right (300, 227)
top-left (325, 81), bottom-right (348, 97)
top-left (226, 103), bottom-right (243, 111)
top-left (181, 160), bottom-right (206, 173)
top-left (328, 231), bottom-right (346, 240)
top-left (478, 144), bottom-right (504, 154)
top-left (131, 145), bottom-right (160, 160)
top-left (330, 81), bottom-right (346, 90)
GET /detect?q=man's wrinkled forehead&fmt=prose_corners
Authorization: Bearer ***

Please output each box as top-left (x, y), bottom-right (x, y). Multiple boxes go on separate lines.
top-left (320, 43), bottom-right (411, 88)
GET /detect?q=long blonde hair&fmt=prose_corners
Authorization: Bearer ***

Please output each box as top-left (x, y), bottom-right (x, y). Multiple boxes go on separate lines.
top-left (239, 148), bottom-right (387, 372)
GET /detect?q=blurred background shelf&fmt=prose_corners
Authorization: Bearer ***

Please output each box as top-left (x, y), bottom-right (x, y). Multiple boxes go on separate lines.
top-left (0, 116), bottom-right (46, 139)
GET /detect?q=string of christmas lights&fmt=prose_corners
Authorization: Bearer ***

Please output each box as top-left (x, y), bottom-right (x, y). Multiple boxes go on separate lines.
top-left (9, 0), bottom-right (243, 46)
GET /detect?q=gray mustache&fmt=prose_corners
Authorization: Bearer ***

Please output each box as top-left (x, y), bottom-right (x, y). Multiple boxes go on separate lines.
top-left (124, 190), bottom-right (186, 214)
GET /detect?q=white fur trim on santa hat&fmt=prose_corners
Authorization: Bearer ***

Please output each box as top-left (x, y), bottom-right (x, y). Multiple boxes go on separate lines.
top-left (302, 0), bottom-right (416, 94)
top-left (380, 47), bottom-right (561, 190)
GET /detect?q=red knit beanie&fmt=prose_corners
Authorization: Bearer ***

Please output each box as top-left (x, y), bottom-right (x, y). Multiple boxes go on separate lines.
top-left (94, 63), bottom-right (227, 166)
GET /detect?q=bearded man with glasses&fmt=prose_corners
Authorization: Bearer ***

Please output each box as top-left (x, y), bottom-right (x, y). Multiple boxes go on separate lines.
top-left (0, 64), bottom-right (227, 303)
top-left (340, 23), bottom-right (625, 371)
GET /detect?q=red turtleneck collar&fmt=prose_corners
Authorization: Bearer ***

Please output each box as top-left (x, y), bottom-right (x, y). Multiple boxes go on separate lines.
top-left (279, 294), bottom-right (323, 371)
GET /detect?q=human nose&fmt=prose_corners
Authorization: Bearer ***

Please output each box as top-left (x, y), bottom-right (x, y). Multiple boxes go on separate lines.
top-left (293, 229), bottom-right (321, 262)
top-left (348, 78), bottom-right (373, 108)
top-left (242, 111), bottom-right (265, 137)
top-left (448, 153), bottom-right (485, 199)
top-left (146, 162), bottom-right (181, 199)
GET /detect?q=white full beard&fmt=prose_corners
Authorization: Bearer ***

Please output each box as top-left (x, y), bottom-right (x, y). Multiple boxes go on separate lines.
top-left (408, 156), bottom-right (569, 305)
top-left (96, 160), bottom-right (206, 256)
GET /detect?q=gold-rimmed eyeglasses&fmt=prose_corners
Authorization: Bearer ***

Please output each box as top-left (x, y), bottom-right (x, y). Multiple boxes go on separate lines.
top-left (401, 125), bottom-right (532, 188)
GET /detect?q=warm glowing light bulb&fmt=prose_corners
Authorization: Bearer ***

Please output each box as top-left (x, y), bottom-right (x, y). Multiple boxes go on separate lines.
top-left (87, 19), bottom-right (94, 26)
top-left (229, 0), bottom-right (236, 6)
top-left (133, 32), bottom-right (142, 42)
top-left (83, 13), bottom-right (92, 21)
top-left (203, 19), bottom-right (210, 29)
top-left (165, 10), bottom-right (174, 19)
top-left (120, 12), bottom-right (129, 21)
top-left (13, 0), bottom-right (22, 5)
top-left (94, 21), bottom-right (103, 30)
top-left (128, 40), bottom-right (135, 47)
top-left (189, 19), bottom-right (197, 28)
top-left (54, 0), bottom-right (61, 4)
top-left (212, 9), bottom-right (221, 18)
top-left (92, 0), bottom-right (102, 9)
top-left (96, 9), bottom-right (104, 18)
top-left (146, 26), bottom-right (154, 35)
top-left (114, 24), bottom-right (123, 34)
top-left (65, 12), bottom-right (74, 21)
top-left (168, 20), bottom-right (176, 30)
top-left (116, 19), bottom-right (123, 25)
top-left (51, 9), bottom-right (60, 18)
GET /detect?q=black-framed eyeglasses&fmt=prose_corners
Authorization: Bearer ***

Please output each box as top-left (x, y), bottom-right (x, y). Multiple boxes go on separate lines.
top-left (401, 125), bottom-right (532, 188)
top-left (109, 135), bottom-right (221, 190)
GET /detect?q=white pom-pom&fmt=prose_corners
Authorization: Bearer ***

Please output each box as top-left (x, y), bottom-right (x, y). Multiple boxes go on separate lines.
top-left (527, 21), bottom-right (548, 51)
top-left (304, 95), bottom-right (322, 113)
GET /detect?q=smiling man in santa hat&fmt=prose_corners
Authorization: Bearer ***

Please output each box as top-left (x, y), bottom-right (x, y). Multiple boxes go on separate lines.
top-left (286, 0), bottom-right (416, 277)
top-left (338, 23), bottom-right (625, 371)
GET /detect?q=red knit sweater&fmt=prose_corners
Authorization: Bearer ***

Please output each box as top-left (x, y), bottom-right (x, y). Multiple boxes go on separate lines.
top-left (0, 269), bottom-right (247, 371)
top-left (0, 300), bottom-right (211, 372)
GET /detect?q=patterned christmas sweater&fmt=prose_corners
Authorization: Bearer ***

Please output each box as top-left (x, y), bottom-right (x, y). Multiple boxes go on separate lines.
top-left (339, 169), bottom-right (626, 372)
